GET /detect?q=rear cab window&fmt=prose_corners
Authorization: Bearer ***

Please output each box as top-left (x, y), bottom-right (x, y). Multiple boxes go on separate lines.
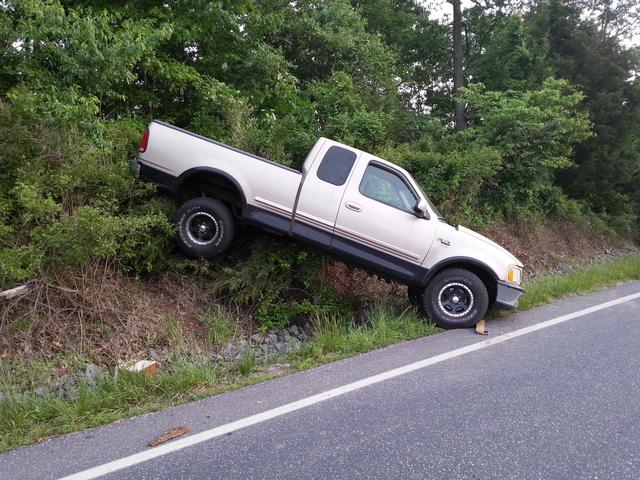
top-left (317, 146), bottom-right (357, 186)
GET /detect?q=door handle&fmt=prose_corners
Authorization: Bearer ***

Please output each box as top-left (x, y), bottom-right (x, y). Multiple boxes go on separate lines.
top-left (345, 201), bottom-right (362, 212)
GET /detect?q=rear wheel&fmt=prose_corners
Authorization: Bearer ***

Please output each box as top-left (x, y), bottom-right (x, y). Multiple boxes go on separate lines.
top-left (423, 268), bottom-right (489, 329)
top-left (174, 197), bottom-right (234, 258)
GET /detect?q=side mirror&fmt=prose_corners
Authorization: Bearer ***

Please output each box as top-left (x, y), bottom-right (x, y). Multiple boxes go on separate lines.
top-left (414, 199), bottom-right (430, 219)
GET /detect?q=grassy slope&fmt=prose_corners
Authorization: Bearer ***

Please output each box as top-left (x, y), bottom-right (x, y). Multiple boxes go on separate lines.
top-left (2, 255), bottom-right (640, 452)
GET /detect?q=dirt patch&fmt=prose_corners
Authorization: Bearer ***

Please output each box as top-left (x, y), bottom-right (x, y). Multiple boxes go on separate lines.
top-left (0, 260), bottom-right (216, 366)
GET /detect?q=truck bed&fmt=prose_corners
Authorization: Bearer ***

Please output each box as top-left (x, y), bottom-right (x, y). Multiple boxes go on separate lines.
top-left (138, 120), bottom-right (302, 220)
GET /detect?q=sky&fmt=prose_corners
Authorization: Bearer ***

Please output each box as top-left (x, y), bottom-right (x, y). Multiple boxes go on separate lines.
top-left (422, 0), bottom-right (640, 48)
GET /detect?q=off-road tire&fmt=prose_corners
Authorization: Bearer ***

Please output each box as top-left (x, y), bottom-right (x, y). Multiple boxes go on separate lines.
top-left (423, 268), bottom-right (489, 329)
top-left (174, 197), bottom-right (234, 258)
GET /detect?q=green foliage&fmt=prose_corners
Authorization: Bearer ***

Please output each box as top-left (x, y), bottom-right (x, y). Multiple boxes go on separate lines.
top-left (0, 245), bottom-right (43, 286)
top-left (210, 239), bottom-right (347, 331)
top-left (527, 0), bottom-right (640, 231)
top-left (465, 8), bottom-right (551, 91)
top-left (307, 72), bottom-right (389, 151)
top-left (459, 78), bottom-right (593, 220)
top-left (0, 0), bottom-right (638, 293)
top-left (381, 135), bottom-right (503, 224)
top-left (0, 100), bottom-right (174, 288)
top-left (381, 79), bottom-right (592, 224)
top-left (355, 0), bottom-right (451, 115)
top-left (4, 1), bottom-right (171, 123)
top-left (265, 0), bottom-right (396, 89)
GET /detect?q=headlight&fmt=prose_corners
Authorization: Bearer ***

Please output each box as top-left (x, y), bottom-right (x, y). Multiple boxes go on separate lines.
top-left (507, 266), bottom-right (522, 284)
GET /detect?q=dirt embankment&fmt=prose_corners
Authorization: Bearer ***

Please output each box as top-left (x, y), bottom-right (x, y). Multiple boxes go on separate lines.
top-left (480, 221), bottom-right (638, 277)
top-left (1, 221), bottom-right (637, 368)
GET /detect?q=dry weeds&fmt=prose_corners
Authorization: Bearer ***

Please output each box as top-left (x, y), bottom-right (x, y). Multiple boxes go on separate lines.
top-left (480, 219), bottom-right (622, 275)
top-left (0, 260), bottom-right (216, 365)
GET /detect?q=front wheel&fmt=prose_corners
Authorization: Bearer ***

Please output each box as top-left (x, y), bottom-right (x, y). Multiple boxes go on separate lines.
top-left (174, 197), bottom-right (235, 258)
top-left (423, 268), bottom-right (489, 329)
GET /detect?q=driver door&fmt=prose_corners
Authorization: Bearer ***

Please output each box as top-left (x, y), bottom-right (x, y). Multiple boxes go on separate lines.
top-left (331, 160), bottom-right (437, 283)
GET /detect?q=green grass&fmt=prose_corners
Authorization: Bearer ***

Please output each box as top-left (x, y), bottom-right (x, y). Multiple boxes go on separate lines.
top-left (201, 306), bottom-right (238, 346)
top-left (0, 364), bottom-right (218, 451)
top-left (1, 254), bottom-right (639, 452)
top-left (518, 255), bottom-right (640, 310)
top-left (234, 353), bottom-right (256, 375)
top-left (0, 362), bottom-right (284, 452)
top-left (289, 306), bottom-right (438, 368)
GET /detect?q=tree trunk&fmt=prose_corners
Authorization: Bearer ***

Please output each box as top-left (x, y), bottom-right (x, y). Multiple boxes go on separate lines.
top-left (450, 0), bottom-right (466, 131)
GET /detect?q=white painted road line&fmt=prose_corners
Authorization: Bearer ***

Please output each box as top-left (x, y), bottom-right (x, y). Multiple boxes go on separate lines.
top-left (58, 291), bottom-right (640, 480)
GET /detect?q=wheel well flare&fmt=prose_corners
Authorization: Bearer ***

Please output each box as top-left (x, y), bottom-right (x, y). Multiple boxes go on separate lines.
top-left (177, 171), bottom-right (245, 217)
top-left (429, 261), bottom-right (498, 306)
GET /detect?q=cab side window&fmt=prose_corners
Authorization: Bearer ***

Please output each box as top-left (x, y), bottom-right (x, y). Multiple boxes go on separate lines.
top-left (359, 163), bottom-right (417, 213)
top-left (317, 146), bottom-right (357, 186)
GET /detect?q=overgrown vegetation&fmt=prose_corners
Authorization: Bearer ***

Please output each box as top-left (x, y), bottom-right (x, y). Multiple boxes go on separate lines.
top-left (1, 0), bottom-right (638, 288)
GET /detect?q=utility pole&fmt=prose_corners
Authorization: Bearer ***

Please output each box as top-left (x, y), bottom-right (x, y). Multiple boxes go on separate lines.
top-left (449, 0), bottom-right (466, 131)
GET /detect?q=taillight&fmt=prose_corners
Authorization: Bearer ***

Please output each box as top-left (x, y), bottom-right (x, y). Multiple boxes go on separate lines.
top-left (139, 128), bottom-right (150, 153)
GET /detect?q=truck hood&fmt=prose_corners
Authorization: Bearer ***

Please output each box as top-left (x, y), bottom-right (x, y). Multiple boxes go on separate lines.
top-left (457, 225), bottom-right (522, 267)
top-left (435, 223), bottom-right (523, 271)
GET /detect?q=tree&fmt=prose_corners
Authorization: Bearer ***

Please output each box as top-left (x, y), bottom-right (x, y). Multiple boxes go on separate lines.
top-left (354, 0), bottom-right (451, 116)
top-left (528, 0), bottom-right (640, 229)
top-left (450, 0), bottom-right (467, 130)
top-left (463, 79), bottom-right (593, 217)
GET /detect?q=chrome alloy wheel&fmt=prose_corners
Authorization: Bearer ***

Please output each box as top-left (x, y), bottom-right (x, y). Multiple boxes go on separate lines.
top-left (185, 212), bottom-right (219, 245)
top-left (438, 282), bottom-right (474, 317)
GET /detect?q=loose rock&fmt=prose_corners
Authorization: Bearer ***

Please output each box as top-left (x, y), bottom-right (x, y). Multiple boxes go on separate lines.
top-left (81, 363), bottom-right (103, 387)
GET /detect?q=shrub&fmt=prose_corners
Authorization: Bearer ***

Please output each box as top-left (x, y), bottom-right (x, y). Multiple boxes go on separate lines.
top-left (209, 238), bottom-right (348, 331)
top-left (0, 101), bottom-right (175, 289)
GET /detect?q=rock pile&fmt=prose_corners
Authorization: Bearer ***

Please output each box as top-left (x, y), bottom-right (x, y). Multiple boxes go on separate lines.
top-left (220, 324), bottom-right (313, 361)
top-left (16, 325), bottom-right (315, 400)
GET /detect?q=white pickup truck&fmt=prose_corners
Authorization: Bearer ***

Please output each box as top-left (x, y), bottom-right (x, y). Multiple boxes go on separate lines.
top-left (131, 120), bottom-right (524, 329)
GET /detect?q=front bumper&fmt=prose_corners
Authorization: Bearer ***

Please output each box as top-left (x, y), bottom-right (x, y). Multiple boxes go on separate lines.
top-left (494, 280), bottom-right (525, 309)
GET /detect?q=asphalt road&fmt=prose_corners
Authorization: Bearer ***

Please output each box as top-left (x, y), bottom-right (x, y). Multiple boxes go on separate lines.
top-left (2, 281), bottom-right (640, 480)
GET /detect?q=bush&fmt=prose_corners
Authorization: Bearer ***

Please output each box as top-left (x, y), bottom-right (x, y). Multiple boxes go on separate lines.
top-left (208, 238), bottom-right (348, 331)
top-left (0, 101), bottom-right (174, 288)
top-left (379, 79), bottom-right (593, 226)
